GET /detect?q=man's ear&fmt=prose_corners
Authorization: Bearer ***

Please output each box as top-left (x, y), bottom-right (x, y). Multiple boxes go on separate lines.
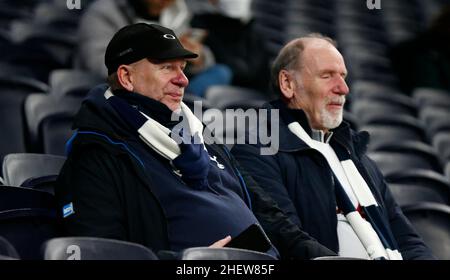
top-left (117, 65), bottom-right (134, 91)
top-left (278, 70), bottom-right (295, 100)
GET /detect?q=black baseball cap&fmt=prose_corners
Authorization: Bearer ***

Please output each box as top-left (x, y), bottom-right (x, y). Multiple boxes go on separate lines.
top-left (105, 23), bottom-right (198, 75)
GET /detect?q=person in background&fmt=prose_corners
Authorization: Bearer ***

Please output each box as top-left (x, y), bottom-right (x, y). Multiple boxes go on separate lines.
top-left (57, 23), bottom-right (337, 259)
top-left (232, 34), bottom-right (436, 260)
top-left (190, 0), bottom-right (273, 93)
top-left (74, 0), bottom-right (231, 97)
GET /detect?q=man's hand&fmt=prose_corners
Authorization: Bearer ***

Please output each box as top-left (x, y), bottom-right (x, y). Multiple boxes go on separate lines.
top-left (172, 131), bottom-right (210, 190)
top-left (209, 236), bottom-right (232, 248)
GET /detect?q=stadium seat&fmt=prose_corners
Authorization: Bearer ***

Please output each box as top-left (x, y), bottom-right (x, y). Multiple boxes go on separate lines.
top-left (350, 80), bottom-right (404, 101)
top-left (0, 75), bottom-right (49, 161)
top-left (43, 237), bottom-right (159, 260)
top-left (0, 235), bottom-right (20, 259)
top-left (426, 118), bottom-right (450, 140)
top-left (385, 169), bottom-right (450, 206)
top-left (2, 153), bottom-right (66, 193)
top-left (24, 93), bottom-right (82, 153)
top-left (351, 99), bottom-right (417, 124)
top-left (0, 208), bottom-right (61, 259)
top-left (181, 247), bottom-right (276, 260)
top-left (402, 202), bottom-right (450, 260)
top-left (205, 85), bottom-right (270, 110)
top-left (48, 69), bottom-right (103, 98)
top-left (368, 152), bottom-right (434, 176)
top-left (388, 183), bottom-right (450, 207)
top-left (367, 141), bottom-right (442, 174)
top-left (432, 132), bottom-right (450, 163)
top-left (362, 125), bottom-right (425, 151)
top-left (413, 88), bottom-right (450, 109)
top-left (446, 161), bottom-right (450, 182)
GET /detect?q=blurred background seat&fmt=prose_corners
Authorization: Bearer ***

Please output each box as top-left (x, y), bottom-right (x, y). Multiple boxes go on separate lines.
top-left (385, 169), bottom-right (450, 206)
top-left (402, 202), bottom-right (450, 260)
top-left (205, 85), bottom-right (270, 110)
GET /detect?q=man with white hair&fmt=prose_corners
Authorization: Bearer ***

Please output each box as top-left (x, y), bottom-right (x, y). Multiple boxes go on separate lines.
top-left (232, 34), bottom-right (435, 260)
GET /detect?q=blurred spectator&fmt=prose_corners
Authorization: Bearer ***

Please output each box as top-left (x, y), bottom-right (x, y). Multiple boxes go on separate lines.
top-left (391, 5), bottom-right (450, 94)
top-left (74, 0), bottom-right (231, 96)
top-left (191, 0), bottom-right (273, 93)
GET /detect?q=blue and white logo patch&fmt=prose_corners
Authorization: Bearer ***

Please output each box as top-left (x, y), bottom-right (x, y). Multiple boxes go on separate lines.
top-left (62, 202), bottom-right (75, 218)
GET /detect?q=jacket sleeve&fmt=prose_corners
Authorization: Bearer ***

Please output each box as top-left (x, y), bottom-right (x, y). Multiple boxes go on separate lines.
top-left (363, 156), bottom-right (436, 260)
top-left (232, 143), bottom-right (303, 227)
top-left (55, 147), bottom-right (128, 240)
top-left (229, 147), bottom-right (337, 259)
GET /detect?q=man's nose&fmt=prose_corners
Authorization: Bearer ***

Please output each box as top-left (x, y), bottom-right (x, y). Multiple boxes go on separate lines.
top-left (173, 70), bottom-right (189, 88)
top-left (334, 77), bottom-right (349, 95)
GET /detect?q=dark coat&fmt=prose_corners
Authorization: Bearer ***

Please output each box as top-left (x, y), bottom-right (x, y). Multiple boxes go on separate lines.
top-left (191, 14), bottom-right (272, 92)
top-left (56, 85), bottom-right (336, 259)
top-left (231, 100), bottom-right (435, 260)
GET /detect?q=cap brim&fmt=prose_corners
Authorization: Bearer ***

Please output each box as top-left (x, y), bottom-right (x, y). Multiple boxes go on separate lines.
top-left (153, 48), bottom-right (198, 61)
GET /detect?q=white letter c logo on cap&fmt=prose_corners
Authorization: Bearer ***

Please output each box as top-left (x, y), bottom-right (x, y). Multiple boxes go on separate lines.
top-left (163, 34), bottom-right (176, 40)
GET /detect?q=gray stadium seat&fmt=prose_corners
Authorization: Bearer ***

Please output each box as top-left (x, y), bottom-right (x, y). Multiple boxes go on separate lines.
top-left (205, 85), bottom-right (270, 110)
top-left (181, 247), bottom-right (276, 260)
top-left (24, 93), bottom-right (82, 153)
top-left (402, 202), bottom-right (450, 260)
top-left (43, 237), bottom-right (159, 260)
top-left (2, 153), bottom-right (66, 192)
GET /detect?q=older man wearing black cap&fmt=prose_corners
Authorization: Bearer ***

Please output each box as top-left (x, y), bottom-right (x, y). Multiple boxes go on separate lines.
top-left (55, 23), bottom-right (336, 259)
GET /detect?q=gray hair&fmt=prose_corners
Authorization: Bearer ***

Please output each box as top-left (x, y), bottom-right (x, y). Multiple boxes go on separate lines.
top-left (270, 33), bottom-right (337, 96)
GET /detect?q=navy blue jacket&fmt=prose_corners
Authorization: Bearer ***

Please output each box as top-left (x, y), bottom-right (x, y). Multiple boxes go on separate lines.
top-left (231, 100), bottom-right (435, 260)
top-left (56, 85), bottom-right (336, 259)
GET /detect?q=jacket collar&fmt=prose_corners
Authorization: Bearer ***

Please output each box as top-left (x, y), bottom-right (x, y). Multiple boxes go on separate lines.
top-left (268, 100), bottom-right (369, 156)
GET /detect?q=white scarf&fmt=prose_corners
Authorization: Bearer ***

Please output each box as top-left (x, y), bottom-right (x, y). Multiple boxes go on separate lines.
top-left (287, 122), bottom-right (402, 260)
top-left (104, 88), bottom-right (204, 161)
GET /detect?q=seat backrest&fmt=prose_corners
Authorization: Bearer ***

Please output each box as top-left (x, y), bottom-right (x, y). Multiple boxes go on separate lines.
top-left (368, 152), bottom-right (439, 175)
top-left (181, 247), bottom-right (276, 260)
top-left (41, 115), bottom-right (75, 156)
top-left (0, 75), bottom-right (49, 162)
top-left (368, 141), bottom-right (442, 173)
top-left (388, 183), bottom-right (450, 206)
top-left (445, 162), bottom-right (450, 182)
top-left (205, 85), bottom-right (269, 110)
top-left (362, 125), bottom-right (424, 150)
top-left (351, 99), bottom-right (416, 123)
top-left (413, 88), bottom-right (450, 108)
top-left (24, 93), bottom-right (82, 152)
top-left (0, 236), bottom-right (20, 259)
top-left (2, 153), bottom-right (66, 187)
top-left (432, 132), bottom-right (450, 162)
top-left (385, 169), bottom-right (450, 192)
top-left (0, 208), bottom-right (62, 259)
top-left (402, 203), bottom-right (450, 260)
top-left (49, 69), bottom-right (103, 98)
top-left (43, 237), bottom-right (159, 260)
